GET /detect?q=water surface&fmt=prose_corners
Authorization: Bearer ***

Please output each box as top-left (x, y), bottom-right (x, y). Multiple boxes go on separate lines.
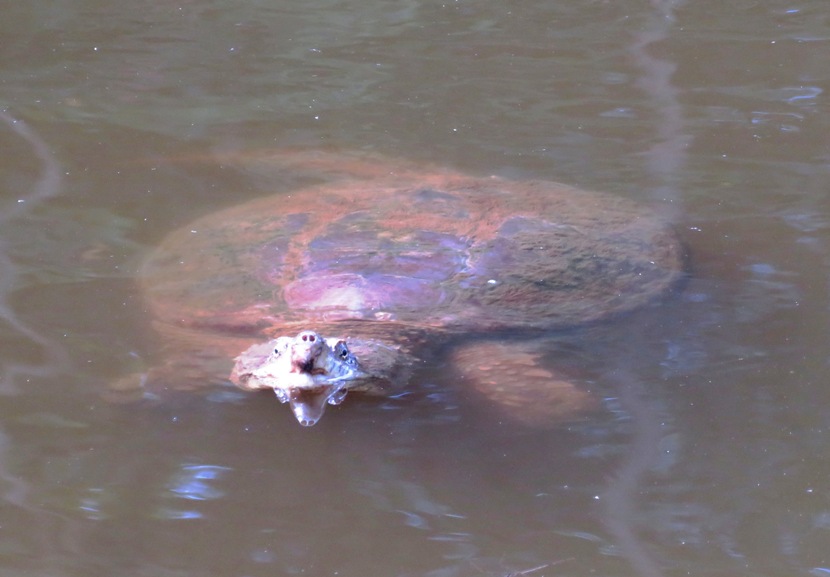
top-left (2, 1), bottom-right (830, 576)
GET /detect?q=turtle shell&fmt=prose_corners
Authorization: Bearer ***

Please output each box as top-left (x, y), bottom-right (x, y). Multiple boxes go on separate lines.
top-left (142, 169), bottom-right (683, 340)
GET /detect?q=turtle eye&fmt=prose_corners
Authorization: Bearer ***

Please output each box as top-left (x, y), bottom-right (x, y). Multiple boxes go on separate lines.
top-left (334, 341), bottom-right (356, 366)
top-left (272, 337), bottom-right (291, 357)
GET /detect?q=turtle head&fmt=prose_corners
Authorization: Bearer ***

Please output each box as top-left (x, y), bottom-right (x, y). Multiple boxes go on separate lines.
top-left (232, 330), bottom-right (363, 426)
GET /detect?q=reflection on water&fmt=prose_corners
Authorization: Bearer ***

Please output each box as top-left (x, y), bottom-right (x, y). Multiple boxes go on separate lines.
top-left (0, 111), bottom-right (69, 393)
top-left (2, 0), bottom-right (830, 576)
top-left (159, 464), bottom-right (232, 520)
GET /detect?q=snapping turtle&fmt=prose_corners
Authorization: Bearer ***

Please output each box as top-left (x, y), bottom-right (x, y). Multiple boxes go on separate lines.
top-left (138, 151), bottom-right (683, 426)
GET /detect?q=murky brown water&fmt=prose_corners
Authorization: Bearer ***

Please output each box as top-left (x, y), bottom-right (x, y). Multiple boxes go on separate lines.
top-left (2, 1), bottom-right (830, 576)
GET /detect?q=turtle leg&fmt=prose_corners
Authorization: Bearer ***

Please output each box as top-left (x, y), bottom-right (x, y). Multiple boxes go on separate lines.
top-left (449, 338), bottom-right (598, 426)
top-left (106, 329), bottom-right (258, 403)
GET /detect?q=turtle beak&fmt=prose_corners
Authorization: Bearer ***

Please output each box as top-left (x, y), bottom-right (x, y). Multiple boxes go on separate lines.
top-left (275, 384), bottom-right (348, 427)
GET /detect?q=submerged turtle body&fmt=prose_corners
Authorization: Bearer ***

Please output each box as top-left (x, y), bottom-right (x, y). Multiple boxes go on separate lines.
top-left (140, 153), bottom-right (684, 425)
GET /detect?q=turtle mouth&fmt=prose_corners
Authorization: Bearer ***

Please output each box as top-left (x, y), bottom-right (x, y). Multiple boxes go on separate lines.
top-left (274, 384), bottom-right (348, 427)
top-left (293, 358), bottom-right (325, 375)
